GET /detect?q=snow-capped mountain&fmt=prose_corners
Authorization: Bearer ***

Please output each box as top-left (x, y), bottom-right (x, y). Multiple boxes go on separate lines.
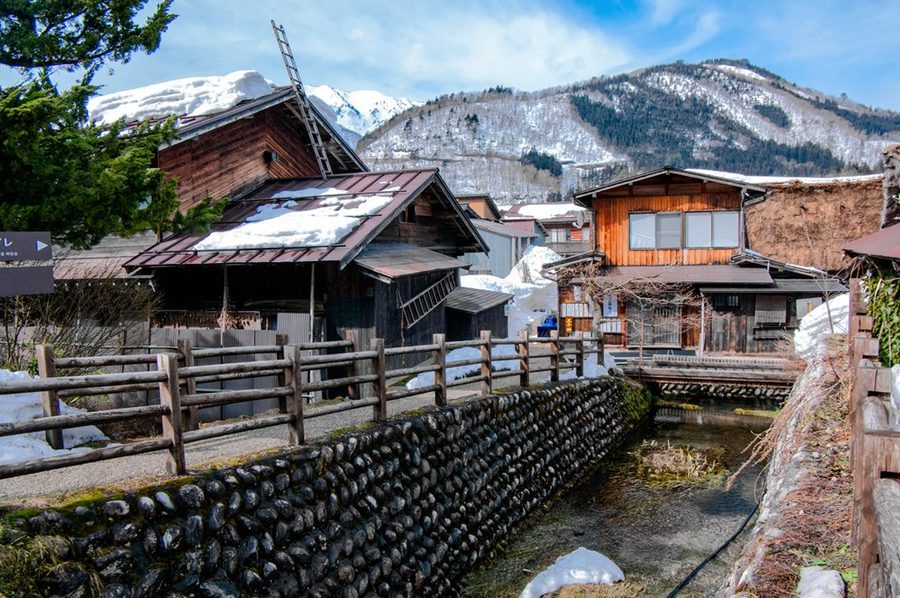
top-left (87, 71), bottom-right (418, 149)
top-left (308, 85), bottom-right (420, 140)
top-left (358, 60), bottom-right (900, 203)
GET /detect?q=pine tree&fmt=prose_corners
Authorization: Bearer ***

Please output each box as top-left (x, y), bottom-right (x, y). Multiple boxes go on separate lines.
top-left (0, 2), bottom-right (223, 249)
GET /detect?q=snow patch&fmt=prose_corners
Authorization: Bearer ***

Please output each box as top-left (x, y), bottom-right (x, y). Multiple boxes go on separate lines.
top-left (502, 203), bottom-right (587, 221)
top-left (687, 168), bottom-right (882, 187)
top-left (88, 70), bottom-right (274, 125)
top-left (194, 194), bottom-right (392, 250)
top-left (710, 64), bottom-right (768, 81)
top-left (519, 547), bottom-right (624, 598)
top-left (797, 566), bottom-right (844, 598)
top-left (793, 294), bottom-right (849, 359)
top-left (0, 369), bottom-right (108, 466)
top-left (405, 345), bottom-right (518, 391)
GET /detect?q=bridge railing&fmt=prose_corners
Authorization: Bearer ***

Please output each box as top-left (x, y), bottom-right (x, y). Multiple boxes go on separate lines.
top-left (0, 330), bottom-right (604, 480)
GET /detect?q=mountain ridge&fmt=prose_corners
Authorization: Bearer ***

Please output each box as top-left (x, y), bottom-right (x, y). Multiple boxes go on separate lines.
top-left (354, 59), bottom-right (900, 203)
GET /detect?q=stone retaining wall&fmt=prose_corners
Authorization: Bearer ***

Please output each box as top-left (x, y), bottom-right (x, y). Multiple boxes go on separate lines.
top-left (654, 382), bottom-right (790, 404)
top-left (1, 377), bottom-right (650, 597)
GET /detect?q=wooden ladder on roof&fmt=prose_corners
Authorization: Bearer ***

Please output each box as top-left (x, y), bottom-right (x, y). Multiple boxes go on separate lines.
top-left (400, 272), bottom-right (458, 330)
top-left (271, 20), bottom-right (333, 180)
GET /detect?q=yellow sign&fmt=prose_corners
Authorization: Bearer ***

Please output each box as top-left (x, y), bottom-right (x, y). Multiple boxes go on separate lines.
top-left (563, 316), bottom-right (575, 335)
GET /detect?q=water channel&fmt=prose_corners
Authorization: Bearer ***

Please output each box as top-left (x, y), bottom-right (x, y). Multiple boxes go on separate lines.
top-left (462, 413), bottom-right (769, 597)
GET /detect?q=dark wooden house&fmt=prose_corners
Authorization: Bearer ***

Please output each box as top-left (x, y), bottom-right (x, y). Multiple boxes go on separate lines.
top-left (127, 169), bottom-right (489, 364)
top-left (444, 287), bottom-right (513, 341)
top-left (548, 167), bottom-right (845, 354)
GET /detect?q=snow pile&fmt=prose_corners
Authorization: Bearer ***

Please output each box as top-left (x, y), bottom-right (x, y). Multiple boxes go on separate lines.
top-left (88, 70), bottom-right (274, 125)
top-left (405, 345), bottom-right (518, 391)
top-left (793, 294), bottom-right (850, 359)
top-left (194, 193), bottom-right (393, 250)
top-left (462, 245), bottom-right (562, 336)
top-left (519, 547), bottom-right (624, 598)
top-left (797, 566), bottom-right (844, 598)
top-left (0, 369), bottom-right (108, 466)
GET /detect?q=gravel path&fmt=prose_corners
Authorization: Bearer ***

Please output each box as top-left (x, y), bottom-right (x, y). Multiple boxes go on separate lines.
top-left (0, 355), bottom-right (566, 506)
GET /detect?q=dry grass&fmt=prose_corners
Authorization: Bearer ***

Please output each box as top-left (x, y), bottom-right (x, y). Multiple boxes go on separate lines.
top-left (632, 440), bottom-right (725, 489)
top-left (729, 338), bottom-right (856, 597)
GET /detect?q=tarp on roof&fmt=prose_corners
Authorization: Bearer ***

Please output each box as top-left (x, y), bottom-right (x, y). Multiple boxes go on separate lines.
top-left (354, 245), bottom-right (469, 281)
top-left (581, 265), bottom-right (774, 286)
top-left (843, 223), bottom-right (900, 261)
top-left (445, 287), bottom-right (513, 314)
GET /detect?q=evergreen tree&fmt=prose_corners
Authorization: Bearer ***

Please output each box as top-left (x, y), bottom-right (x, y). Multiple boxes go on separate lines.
top-left (0, 2), bottom-right (220, 248)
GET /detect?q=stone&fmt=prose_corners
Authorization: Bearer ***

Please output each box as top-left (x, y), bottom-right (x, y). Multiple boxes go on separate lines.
top-left (185, 514), bottom-right (204, 546)
top-left (240, 569), bottom-right (262, 592)
top-left (102, 500), bottom-right (130, 519)
top-left (239, 536), bottom-right (259, 566)
top-left (160, 525), bottom-right (183, 553)
top-left (207, 502), bottom-right (226, 533)
top-left (179, 484), bottom-right (206, 509)
top-left (154, 491), bottom-right (176, 512)
top-left (196, 579), bottom-right (241, 598)
top-left (137, 496), bottom-right (156, 518)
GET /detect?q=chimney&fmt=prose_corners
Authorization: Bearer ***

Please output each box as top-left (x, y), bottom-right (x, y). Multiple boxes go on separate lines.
top-left (882, 144), bottom-right (900, 228)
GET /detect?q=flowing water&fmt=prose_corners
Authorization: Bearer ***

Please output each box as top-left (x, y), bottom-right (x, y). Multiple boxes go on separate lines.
top-left (462, 416), bottom-right (768, 597)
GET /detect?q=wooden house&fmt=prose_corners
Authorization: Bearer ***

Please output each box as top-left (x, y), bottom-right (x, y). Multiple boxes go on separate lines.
top-left (126, 169), bottom-right (491, 365)
top-left (461, 216), bottom-right (539, 277)
top-left (457, 193), bottom-right (503, 221)
top-left (549, 167), bottom-right (845, 354)
top-left (501, 202), bottom-right (590, 256)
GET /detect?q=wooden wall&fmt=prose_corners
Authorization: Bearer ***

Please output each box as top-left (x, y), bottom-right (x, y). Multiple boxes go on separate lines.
top-left (591, 183), bottom-right (742, 266)
top-left (446, 305), bottom-right (508, 342)
top-left (158, 107), bottom-right (323, 211)
top-left (376, 190), bottom-right (471, 254)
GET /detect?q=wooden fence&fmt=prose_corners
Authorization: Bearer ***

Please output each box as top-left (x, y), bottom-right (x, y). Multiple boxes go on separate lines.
top-left (0, 330), bottom-right (603, 480)
top-left (849, 279), bottom-right (900, 597)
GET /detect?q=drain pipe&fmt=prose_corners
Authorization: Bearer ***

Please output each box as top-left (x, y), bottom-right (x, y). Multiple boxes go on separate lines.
top-left (699, 291), bottom-right (706, 359)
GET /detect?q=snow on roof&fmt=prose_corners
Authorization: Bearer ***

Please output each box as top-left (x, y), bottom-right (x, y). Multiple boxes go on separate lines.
top-left (687, 168), bottom-right (882, 186)
top-left (87, 70), bottom-right (275, 125)
top-left (193, 190), bottom-right (393, 251)
top-left (501, 202), bottom-right (588, 221)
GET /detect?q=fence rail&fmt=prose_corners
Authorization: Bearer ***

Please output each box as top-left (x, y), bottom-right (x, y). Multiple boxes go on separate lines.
top-left (849, 278), bottom-right (900, 598)
top-left (0, 330), bottom-right (603, 480)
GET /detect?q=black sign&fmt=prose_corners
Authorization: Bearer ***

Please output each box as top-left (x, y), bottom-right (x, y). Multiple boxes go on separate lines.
top-left (0, 231), bottom-right (53, 261)
top-left (0, 266), bottom-right (55, 297)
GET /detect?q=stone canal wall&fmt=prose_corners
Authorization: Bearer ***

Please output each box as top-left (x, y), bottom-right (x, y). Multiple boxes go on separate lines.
top-left (653, 381), bottom-right (790, 404)
top-left (0, 377), bottom-right (651, 597)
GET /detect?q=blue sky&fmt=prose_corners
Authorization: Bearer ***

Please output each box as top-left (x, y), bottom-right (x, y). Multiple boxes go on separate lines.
top-left (4, 0), bottom-right (899, 110)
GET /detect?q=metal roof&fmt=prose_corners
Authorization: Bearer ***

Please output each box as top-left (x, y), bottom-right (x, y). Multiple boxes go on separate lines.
top-left (573, 166), bottom-right (768, 205)
top-left (471, 218), bottom-right (538, 238)
top-left (54, 232), bottom-right (159, 279)
top-left (125, 169), bottom-right (488, 271)
top-left (578, 265), bottom-right (774, 286)
top-left (843, 223), bottom-right (900, 261)
top-left (445, 287), bottom-right (513, 314)
top-left (354, 245), bottom-right (469, 282)
top-left (543, 250), bottom-right (605, 271)
top-left (698, 278), bottom-right (847, 294)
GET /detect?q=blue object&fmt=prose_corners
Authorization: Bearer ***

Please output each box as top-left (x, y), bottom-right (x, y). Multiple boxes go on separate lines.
top-left (537, 315), bottom-right (558, 337)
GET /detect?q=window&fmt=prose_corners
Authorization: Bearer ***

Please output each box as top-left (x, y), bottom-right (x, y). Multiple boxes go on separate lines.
top-left (629, 212), bottom-right (682, 249)
top-left (712, 294), bottom-right (741, 311)
top-left (684, 210), bottom-right (740, 248)
top-left (549, 227), bottom-right (569, 243)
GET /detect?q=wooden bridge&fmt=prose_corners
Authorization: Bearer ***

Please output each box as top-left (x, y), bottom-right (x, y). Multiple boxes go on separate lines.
top-left (621, 354), bottom-right (801, 388)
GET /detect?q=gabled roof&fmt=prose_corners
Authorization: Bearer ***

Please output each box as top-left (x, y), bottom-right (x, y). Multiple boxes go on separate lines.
top-left (843, 223), bottom-right (900, 262)
top-left (730, 250), bottom-right (828, 277)
top-left (125, 169), bottom-right (488, 272)
top-left (471, 218), bottom-right (538, 239)
top-left (161, 87), bottom-right (367, 173)
top-left (457, 194), bottom-right (502, 221)
top-left (500, 202), bottom-right (589, 225)
top-left (354, 245), bottom-right (469, 283)
top-left (573, 166), bottom-right (768, 206)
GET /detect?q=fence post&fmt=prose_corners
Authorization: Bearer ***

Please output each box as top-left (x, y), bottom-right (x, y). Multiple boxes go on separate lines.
top-left (35, 344), bottom-right (63, 449)
top-left (550, 330), bottom-right (560, 382)
top-left (518, 330), bottom-right (530, 388)
top-left (371, 338), bottom-right (387, 422)
top-left (345, 330), bottom-right (360, 401)
top-left (157, 353), bottom-right (186, 475)
top-left (480, 330), bottom-right (493, 395)
top-left (282, 345), bottom-right (305, 446)
top-left (433, 333), bottom-right (447, 407)
top-left (177, 339), bottom-right (200, 431)
top-left (574, 332), bottom-right (583, 377)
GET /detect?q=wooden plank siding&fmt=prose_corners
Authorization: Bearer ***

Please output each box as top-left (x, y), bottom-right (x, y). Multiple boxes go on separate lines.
top-left (158, 107), bottom-right (322, 211)
top-left (591, 189), bottom-right (742, 266)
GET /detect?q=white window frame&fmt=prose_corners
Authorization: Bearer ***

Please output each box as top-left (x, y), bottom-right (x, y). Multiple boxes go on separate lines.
top-left (683, 210), bottom-right (740, 249)
top-left (629, 212), bottom-right (682, 250)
